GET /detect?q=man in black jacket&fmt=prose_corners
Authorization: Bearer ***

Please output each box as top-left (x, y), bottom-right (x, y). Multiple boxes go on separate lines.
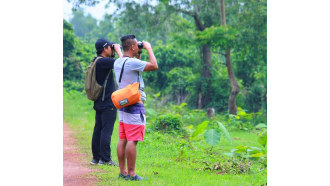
top-left (90, 39), bottom-right (123, 166)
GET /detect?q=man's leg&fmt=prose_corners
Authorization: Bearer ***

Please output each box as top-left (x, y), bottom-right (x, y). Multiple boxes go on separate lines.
top-left (99, 108), bottom-right (116, 162)
top-left (91, 110), bottom-right (102, 161)
top-left (126, 141), bottom-right (138, 177)
top-left (117, 139), bottom-right (128, 174)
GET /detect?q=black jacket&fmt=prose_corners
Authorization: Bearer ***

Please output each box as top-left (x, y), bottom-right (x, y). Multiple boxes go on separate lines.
top-left (93, 56), bottom-right (116, 111)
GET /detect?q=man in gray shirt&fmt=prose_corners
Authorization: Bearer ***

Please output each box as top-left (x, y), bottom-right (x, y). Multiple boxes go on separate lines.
top-left (114, 35), bottom-right (158, 181)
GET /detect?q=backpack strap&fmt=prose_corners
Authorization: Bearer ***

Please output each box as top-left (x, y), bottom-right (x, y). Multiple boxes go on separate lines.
top-left (94, 56), bottom-right (112, 102)
top-left (101, 69), bottom-right (112, 101)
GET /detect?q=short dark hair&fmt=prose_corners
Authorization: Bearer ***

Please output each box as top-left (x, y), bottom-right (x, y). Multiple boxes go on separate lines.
top-left (120, 35), bottom-right (137, 51)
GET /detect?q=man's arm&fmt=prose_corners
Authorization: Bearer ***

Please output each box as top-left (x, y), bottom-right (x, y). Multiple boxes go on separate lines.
top-left (142, 41), bottom-right (158, 71)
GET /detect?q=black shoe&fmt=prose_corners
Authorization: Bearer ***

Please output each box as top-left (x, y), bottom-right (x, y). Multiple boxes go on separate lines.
top-left (118, 173), bottom-right (129, 179)
top-left (98, 159), bottom-right (119, 167)
top-left (126, 174), bottom-right (144, 181)
top-left (90, 158), bottom-right (98, 165)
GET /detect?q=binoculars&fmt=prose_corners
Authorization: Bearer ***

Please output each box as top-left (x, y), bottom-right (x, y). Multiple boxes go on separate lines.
top-left (138, 42), bottom-right (143, 49)
top-left (110, 42), bottom-right (143, 50)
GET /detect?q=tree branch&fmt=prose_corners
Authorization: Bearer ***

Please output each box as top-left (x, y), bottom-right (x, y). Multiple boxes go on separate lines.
top-left (167, 3), bottom-right (205, 31)
top-left (170, 5), bottom-right (195, 17)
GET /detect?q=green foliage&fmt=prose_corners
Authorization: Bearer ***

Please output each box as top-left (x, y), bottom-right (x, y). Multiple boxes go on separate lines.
top-left (151, 114), bottom-right (184, 134)
top-left (64, 89), bottom-right (266, 184)
top-left (192, 121), bottom-right (209, 138)
top-left (63, 20), bottom-right (75, 57)
top-left (70, 9), bottom-right (98, 39)
top-left (64, 0), bottom-right (267, 114)
top-left (203, 157), bottom-right (253, 175)
top-left (204, 129), bottom-right (221, 146)
top-left (63, 0), bottom-right (267, 183)
top-left (226, 145), bottom-right (266, 161)
top-left (196, 26), bottom-right (238, 49)
top-left (227, 107), bottom-right (264, 130)
top-left (217, 121), bottom-right (232, 144)
top-left (255, 123), bottom-right (267, 129)
top-left (63, 80), bottom-right (84, 92)
top-left (258, 130), bottom-right (267, 147)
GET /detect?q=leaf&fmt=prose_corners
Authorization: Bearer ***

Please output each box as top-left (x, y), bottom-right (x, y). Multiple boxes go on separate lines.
top-left (223, 152), bottom-right (234, 158)
top-left (258, 130), bottom-right (267, 147)
top-left (192, 121), bottom-right (209, 138)
top-left (249, 152), bottom-right (264, 158)
top-left (217, 121), bottom-right (232, 144)
top-left (186, 125), bottom-right (194, 129)
top-left (204, 129), bottom-right (221, 146)
top-left (155, 92), bottom-right (161, 98)
top-left (146, 108), bottom-right (157, 116)
top-left (237, 111), bottom-right (246, 117)
top-left (247, 146), bottom-right (262, 154)
top-left (180, 102), bottom-right (187, 108)
top-left (233, 145), bottom-right (247, 153)
top-left (255, 123), bottom-right (267, 129)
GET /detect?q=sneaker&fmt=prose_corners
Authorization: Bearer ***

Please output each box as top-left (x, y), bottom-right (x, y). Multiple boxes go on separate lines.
top-left (98, 160), bottom-right (105, 165)
top-left (118, 173), bottom-right (128, 179)
top-left (126, 174), bottom-right (144, 181)
top-left (90, 158), bottom-right (98, 165)
top-left (98, 159), bottom-right (119, 167)
top-left (108, 159), bottom-right (119, 167)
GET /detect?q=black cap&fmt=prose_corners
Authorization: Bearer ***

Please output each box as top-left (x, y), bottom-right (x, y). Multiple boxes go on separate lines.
top-left (95, 39), bottom-right (114, 54)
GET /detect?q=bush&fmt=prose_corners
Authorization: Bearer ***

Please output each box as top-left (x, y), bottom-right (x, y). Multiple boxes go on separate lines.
top-left (151, 114), bottom-right (184, 134)
top-left (63, 80), bottom-right (84, 92)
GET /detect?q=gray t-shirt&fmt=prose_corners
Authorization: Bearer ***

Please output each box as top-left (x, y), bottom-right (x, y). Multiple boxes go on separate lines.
top-left (114, 57), bottom-right (147, 100)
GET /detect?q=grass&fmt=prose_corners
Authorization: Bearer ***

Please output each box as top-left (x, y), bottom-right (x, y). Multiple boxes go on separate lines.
top-left (64, 90), bottom-right (267, 185)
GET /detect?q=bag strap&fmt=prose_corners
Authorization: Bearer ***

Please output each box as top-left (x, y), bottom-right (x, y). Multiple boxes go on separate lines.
top-left (118, 57), bottom-right (141, 90)
top-left (119, 57), bottom-right (129, 83)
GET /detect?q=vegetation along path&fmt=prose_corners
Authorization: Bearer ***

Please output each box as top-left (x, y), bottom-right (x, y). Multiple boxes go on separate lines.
top-left (63, 122), bottom-right (98, 186)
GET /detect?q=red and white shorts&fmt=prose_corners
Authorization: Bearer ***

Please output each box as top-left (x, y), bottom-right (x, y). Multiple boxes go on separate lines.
top-left (118, 103), bottom-right (146, 141)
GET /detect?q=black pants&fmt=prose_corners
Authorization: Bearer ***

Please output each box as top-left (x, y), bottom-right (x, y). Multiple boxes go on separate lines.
top-left (92, 107), bottom-right (117, 162)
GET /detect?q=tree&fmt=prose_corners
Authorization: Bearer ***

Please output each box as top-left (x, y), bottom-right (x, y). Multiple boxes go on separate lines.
top-left (220, 0), bottom-right (240, 115)
top-left (70, 9), bottom-right (98, 40)
top-left (160, 0), bottom-right (222, 109)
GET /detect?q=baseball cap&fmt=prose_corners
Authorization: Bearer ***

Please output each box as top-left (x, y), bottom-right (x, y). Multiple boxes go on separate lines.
top-left (95, 39), bottom-right (114, 53)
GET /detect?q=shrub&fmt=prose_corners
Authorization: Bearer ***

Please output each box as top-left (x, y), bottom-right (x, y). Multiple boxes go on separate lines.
top-left (63, 80), bottom-right (84, 92)
top-left (151, 114), bottom-right (184, 134)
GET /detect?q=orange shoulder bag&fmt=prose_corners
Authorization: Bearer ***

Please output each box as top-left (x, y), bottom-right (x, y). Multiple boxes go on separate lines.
top-left (111, 58), bottom-right (141, 109)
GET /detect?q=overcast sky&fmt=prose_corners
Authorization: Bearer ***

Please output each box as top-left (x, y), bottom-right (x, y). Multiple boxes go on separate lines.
top-left (63, 0), bottom-right (116, 21)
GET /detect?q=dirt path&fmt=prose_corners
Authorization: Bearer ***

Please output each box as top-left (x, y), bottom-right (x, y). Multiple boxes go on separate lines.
top-left (63, 123), bottom-right (98, 186)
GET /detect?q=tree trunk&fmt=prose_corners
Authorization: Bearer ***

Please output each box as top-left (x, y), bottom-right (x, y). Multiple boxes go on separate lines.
top-left (192, 6), bottom-right (212, 108)
top-left (198, 92), bottom-right (202, 109)
top-left (201, 44), bottom-right (212, 106)
top-left (225, 49), bottom-right (240, 114)
top-left (220, 0), bottom-right (240, 115)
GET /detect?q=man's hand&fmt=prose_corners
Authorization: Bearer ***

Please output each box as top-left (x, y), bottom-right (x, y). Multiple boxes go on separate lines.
top-left (113, 44), bottom-right (121, 52)
top-left (142, 41), bottom-right (158, 71)
top-left (134, 49), bottom-right (142, 59)
top-left (142, 41), bottom-right (152, 50)
top-left (113, 44), bottom-right (123, 58)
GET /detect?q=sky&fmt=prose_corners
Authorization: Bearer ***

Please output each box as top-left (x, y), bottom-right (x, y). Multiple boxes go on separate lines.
top-left (63, 0), bottom-right (116, 21)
